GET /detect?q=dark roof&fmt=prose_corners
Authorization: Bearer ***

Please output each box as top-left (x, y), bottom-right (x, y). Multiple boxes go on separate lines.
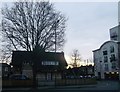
top-left (0, 63), bottom-right (11, 68)
top-left (11, 51), bottom-right (67, 71)
top-left (11, 51), bottom-right (32, 66)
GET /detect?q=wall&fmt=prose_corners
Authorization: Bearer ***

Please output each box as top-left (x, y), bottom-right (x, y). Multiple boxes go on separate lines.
top-left (93, 41), bottom-right (118, 79)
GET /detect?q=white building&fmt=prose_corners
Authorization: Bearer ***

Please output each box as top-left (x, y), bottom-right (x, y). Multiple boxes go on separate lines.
top-left (93, 26), bottom-right (119, 79)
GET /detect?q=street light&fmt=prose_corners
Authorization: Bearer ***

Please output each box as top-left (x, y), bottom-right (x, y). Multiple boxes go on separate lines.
top-left (54, 20), bottom-right (59, 87)
top-left (54, 20), bottom-right (59, 53)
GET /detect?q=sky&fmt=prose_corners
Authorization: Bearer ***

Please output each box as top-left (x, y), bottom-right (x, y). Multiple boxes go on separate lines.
top-left (54, 2), bottom-right (118, 65)
top-left (0, 1), bottom-right (119, 65)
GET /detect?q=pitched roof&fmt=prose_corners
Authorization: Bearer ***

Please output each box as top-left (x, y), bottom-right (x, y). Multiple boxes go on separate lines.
top-left (11, 51), bottom-right (67, 71)
top-left (11, 51), bottom-right (32, 66)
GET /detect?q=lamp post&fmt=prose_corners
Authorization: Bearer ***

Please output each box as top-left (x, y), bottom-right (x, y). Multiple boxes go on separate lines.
top-left (54, 20), bottom-right (59, 87)
top-left (54, 20), bottom-right (59, 53)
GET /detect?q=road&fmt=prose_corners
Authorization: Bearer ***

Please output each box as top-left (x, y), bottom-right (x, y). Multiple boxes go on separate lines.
top-left (1, 80), bottom-right (120, 92)
top-left (1, 89), bottom-right (119, 92)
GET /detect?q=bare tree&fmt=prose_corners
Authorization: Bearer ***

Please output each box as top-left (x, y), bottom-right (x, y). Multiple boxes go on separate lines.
top-left (69, 49), bottom-right (82, 68)
top-left (1, 1), bottom-right (66, 55)
top-left (1, 1), bottom-right (67, 88)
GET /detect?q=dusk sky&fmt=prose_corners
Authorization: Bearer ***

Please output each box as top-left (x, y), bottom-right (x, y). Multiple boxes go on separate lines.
top-left (54, 2), bottom-right (118, 65)
top-left (0, 1), bottom-right (119, 65)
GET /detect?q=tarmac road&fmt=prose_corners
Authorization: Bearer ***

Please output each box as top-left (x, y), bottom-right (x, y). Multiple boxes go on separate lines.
top-left (1, 80), bottom-right (119, 92)
top-left (1, 89), bottom-right (119, 92)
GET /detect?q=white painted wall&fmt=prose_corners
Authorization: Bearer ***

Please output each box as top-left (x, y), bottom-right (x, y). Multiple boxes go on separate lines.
top-left (93, 41), bottom-right (118, 79)
top-left (110, 26), bottom-right (118, 41)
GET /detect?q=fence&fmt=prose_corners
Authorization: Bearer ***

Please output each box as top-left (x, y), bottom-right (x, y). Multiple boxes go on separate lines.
top-left (2, 79), bottom-right (33, 87)
top-left (2, 78), bottom-right (97, 87)
top-left (56, 78), bottom-right (97, 86)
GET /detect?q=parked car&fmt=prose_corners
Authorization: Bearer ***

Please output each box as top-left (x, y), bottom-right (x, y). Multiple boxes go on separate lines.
top-left (79, 76), bottom-right (84, 79)
top-left (9, 74), bottom-right (30, 80)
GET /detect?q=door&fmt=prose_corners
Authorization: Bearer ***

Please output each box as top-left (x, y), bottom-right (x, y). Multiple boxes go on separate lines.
top-left (47, 73), bottom-right (52, 80)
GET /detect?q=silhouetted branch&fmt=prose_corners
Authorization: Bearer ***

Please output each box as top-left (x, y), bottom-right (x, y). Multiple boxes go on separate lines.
top-left (1, 1), bottom-right (67, 52)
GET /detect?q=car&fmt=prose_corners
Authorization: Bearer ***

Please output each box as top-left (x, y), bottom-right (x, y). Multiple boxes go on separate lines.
top-left (79, 76), bottom-right (84, 79)
top-left (9, 74), bottom-right (30, 80)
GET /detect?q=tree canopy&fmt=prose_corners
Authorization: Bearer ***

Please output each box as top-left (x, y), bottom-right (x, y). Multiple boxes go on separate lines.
top-left (69, 49), bottom-right (82, 68)
top-left (1, 1), bottom-right (67, 62)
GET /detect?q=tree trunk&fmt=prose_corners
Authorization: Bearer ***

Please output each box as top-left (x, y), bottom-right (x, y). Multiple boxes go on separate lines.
top-left (32, 64), bottom-right (37, 88)
top-left (32, 51), bottom-right (37, 88)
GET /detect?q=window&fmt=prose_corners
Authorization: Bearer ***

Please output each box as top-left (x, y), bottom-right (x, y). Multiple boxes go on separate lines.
top-left (104, 64), bottom-right (109, 71)
top-left (110, 46), bottom-right (114, 53)
top-left (100, 61), bottom-right (102, 63)
top-left (103, 51), bottom-right (107, 55)
top-left (46, 73), bottom-right (51, 80)
top-left (42, 61), bottom-right (59, 66)
top-left (110, 54), bottom-right (116, 62)
top-left (110, 32), bottom-right (117, 40)
top-left (104, 56), bottom-right (108, 62)
top-left (56, 62), bottom-right (59, 65)
top-left (111, 63), bottom-right (116, 69)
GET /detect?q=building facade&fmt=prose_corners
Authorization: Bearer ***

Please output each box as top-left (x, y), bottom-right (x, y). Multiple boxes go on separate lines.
top-left (11, 51), bottom-right (67, 86)
top-left (93, 26), bottom-right (119, 80)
